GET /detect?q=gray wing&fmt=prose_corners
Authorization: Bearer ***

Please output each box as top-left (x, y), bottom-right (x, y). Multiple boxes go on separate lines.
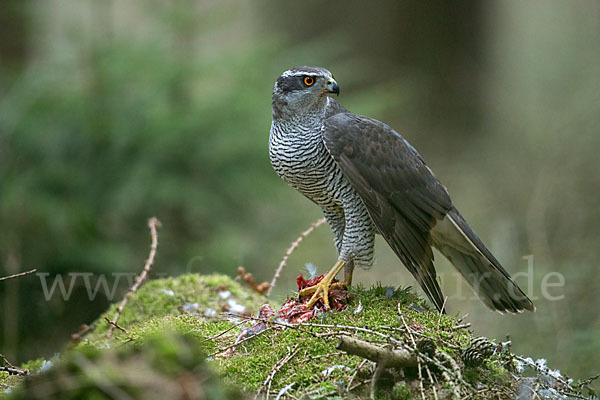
top-left (322, 112), bottom-right (535, 313)
top-left (325, 97), bottom-right (348, 118)
top-left (322, 112), bottom-right (451, 311)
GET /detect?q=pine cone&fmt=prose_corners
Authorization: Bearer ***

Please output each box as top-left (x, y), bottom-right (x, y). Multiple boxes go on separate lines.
top-left (462, 337), bottom-right (496, 367)
top-left (416, 338), bottom-right (436, 357)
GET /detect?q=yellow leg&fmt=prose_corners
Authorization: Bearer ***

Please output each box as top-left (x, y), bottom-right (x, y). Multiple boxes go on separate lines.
top-left (300, 260), bottom-right (347, 309)
top-left (344, 261), bottom-right (354, 287)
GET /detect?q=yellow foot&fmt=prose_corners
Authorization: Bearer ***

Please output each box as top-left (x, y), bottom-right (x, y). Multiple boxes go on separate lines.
top-left (299, 260), bottom-right (347, 309)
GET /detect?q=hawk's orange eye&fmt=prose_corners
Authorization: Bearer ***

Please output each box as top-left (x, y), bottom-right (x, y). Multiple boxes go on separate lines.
top-left (303, 76), bottom-right (315, 86)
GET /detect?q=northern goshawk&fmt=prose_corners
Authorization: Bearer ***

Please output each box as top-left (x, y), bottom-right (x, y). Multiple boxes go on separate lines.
top-left (269, 66), bottom-right (534, 313)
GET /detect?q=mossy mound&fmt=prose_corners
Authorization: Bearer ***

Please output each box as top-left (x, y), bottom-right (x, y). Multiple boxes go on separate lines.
top-left (1, 273), bottom-right (265, 397)
top-left (82, 273), bottom-right (268, 346)
top-left (213, 285), bottom-right (507, 399)
top-left (6, 332), bottom-right (246, 400)
top-left (2, 273), bottom-right (595, 399)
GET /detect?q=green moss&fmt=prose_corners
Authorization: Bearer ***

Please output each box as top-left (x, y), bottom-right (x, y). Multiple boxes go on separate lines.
top-left (77, 273), bottom-right (267, 349)
top-left (209, 284), bottom-right (480, 398)
top-left (4, 273), bottom-right (587, 399)
top-left (481, 358), bottom-right (513, 386)
top-left (7, 331), bottom-right (246, 400)
top-left (1, 373), bottom-right (22, 396)
top-left (18, 359), bottom-right (46, 374)
top-left (68, 278), bottom-right (476, 399)
top-left (1, 358), bottom-right (52, 396)
top-left (392, 382), bottom-right (412, 400)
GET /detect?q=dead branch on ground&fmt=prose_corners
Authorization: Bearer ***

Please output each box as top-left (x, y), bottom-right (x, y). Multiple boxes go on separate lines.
top-left (0, 354), bottom-right (28, 376)
top-left (103, 317), bottom-right (128, 334)
top-left (255, 343), bottom-right (300, 400)
top-left (336, 336), bottom-right (416, 369)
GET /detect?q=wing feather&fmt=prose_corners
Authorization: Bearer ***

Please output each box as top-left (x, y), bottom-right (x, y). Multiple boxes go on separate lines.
top-left (322, 112), bottom-right (452, 311)
top-left (322, 112), bottom-right (534, 313)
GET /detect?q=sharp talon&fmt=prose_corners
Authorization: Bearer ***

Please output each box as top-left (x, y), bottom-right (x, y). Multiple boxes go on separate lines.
top-left (299, 286), bottom-right (317, 296)
top-left (304, 283), bottom-right (330, 309)
top-left (299, 260), bottom-right (347, 310)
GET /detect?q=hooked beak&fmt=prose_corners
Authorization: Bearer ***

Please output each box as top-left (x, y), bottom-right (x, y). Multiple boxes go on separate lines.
top-left (325, 78), bottom-right (340, 96)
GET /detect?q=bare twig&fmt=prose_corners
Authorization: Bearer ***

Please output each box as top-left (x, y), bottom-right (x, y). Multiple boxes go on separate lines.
top-left (211, 327), bottom-right (274, 358)
top-left (197, 319), bottom-right (250, 345)
top-left (0, 354), bottom-right (17, 369)
top-left (441, 370), bottom-right (461, 399)
top-left (436, 296), bottom-right (448, 329)
top-left (438, 351), bottom-right (463, 385)
top-left (457, 313), bottom-right (469, 323)
top-left (451, 323), bottom-right (471, 330)
top-left (379, 324), bottom-right (461, 350)
top-left (107, 217), bottom-right (161, 338)
top-left (399, 308), bottom-right (426, 400)
top-left (305, 351), bottom-right (345, 361)
top-left (577, 373), bottom-right (600, 390)
top-left (397, 308), bottom-right (416, 349)
top-left (417, 361), bottom-right (426, 400)
top-left (103, 317), bottom-right (128, 334)
top-left (0, 354), bottom-right (28, 376)
top-left (397, 303), bottom-right (472, 390)
top-left (297, 322), bottom-right (404, 345)
top-left (227, 313), bottom-right (319, 338)
top-left (346, 359), bottom-right (369, 394)
top-left (315, 330), bottom-right (354, 338)
top-left (349, 378), bottom-right (372, 393)
top-left (580, 373), bottom-right (600, 386)
top-left (266, 218), bottom-right (326, 297)
top-left (256, 344), bottom-right (300, 399)
top-left (370, 362), bottom-right (385, 400)
top-left (425, 365), bottom-right (439, 400)
top-left (0, 268), bottom-right (37, 282)
top-left (0, 366), bottom-right (28, 376)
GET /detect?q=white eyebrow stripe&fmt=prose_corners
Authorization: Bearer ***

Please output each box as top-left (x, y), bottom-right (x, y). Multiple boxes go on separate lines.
top-left (281, 71), bottom-right (323, 78)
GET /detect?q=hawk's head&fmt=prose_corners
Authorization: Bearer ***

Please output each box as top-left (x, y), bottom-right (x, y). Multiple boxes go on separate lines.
top-left (272, 66), bottom-right (339, 120)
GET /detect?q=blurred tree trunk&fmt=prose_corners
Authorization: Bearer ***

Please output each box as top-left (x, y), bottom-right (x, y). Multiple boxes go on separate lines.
top-left (0, 1), bottom-right (29, 71)
top-left (0, 0), bottom-right (29, 363)
top-left (2, 252), bottom-right (21, 361)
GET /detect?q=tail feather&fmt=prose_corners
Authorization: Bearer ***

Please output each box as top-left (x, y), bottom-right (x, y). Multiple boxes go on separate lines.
top-left (431, 207), bottom-right (535, 313)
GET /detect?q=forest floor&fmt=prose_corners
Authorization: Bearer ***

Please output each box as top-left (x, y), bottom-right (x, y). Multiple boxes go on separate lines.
top-left (2, 272), bottom-right (596, 399)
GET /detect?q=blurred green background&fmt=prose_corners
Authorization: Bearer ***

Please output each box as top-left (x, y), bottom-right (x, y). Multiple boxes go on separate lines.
top-left (1, 0), bottom-right (599, 385)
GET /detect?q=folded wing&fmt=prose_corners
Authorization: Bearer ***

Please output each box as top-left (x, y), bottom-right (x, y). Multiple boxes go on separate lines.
top-left (322, 112), bottom-right (534, 313)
